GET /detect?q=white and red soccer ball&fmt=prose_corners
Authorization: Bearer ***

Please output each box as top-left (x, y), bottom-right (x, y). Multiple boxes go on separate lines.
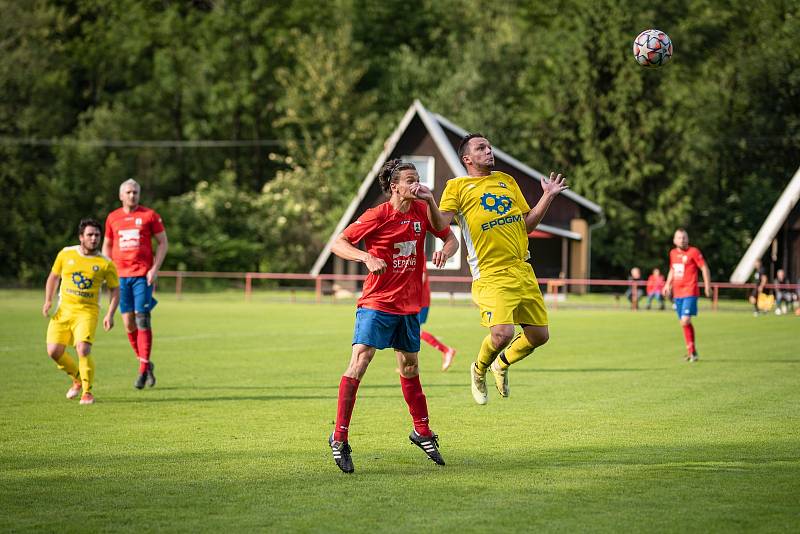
top-left (633, 29), bottom-right (673, 67)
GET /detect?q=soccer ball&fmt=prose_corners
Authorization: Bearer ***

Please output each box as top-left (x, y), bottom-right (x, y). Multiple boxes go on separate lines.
top-left (633, 29), bottom-right (673, 67)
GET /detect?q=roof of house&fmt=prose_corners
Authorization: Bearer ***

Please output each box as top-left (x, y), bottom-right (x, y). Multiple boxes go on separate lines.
top-left (310, 100), bottom-right (601, 275)
top-left (730, 165), bottom-right (800, 282)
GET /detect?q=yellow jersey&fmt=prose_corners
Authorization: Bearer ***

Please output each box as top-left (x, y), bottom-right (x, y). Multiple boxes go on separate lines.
top-left (51, 246), bottom-right (119, 315)
top-left (439, 171), bottom-right (531, 279)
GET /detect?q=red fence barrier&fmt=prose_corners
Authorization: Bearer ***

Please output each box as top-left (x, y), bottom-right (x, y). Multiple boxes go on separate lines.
top-left (156, 271), bottom-right (796, 312)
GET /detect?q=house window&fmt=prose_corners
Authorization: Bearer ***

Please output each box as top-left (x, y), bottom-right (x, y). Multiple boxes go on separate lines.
top-left (425, 224), bottom-right (461, 270)
top-left (402, 155), bottom-right (435, 189)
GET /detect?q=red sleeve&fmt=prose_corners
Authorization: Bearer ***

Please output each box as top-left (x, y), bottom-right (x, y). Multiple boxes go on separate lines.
top-left (342, 207), bottom-right (381, 245)
top-left (692, 248), bottom-right (705, 267)
top-left (104, 214), bottom-right (114, 240)
top-left (150, 211), bottom-right (165, 234)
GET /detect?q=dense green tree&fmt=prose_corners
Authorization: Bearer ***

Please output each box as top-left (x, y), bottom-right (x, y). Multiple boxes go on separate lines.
top-left (1, 0), bottom-right (799, 284)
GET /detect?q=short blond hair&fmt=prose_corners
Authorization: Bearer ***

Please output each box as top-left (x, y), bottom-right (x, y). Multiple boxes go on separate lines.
top-left (119, 179), bottom-right (141, 194)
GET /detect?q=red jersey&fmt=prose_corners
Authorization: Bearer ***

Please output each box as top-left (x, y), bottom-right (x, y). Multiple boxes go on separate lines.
top-left (646, 273), bottom-right (665, 294)
top-left (343, 200), bottom-right (449, 315)
top-left (420, 264), bottom-right (431, 308)
top-left (104, 205), bottom-right (165, 277)
top-left (669, 246), bottom-right (705, 298)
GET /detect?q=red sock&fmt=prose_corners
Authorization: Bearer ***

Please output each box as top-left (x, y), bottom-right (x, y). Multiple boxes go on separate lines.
top-left (334, 376), bottom-right (360, 442)
top-left (421, 330), bottom-right (449, 354)
top-left (682, 323), bottom-right (696, 354)
top-left (137, 329), bottom-right (153, 373)
top-left (400, 375), bottom-right (431, 437)
top-left (127, 329), bottom-right (139, 355)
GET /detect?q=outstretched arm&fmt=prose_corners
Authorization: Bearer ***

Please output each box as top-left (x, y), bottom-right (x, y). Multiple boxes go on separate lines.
top-left (330, 234), bottom-right (387, 275)
top-left (524, 172), bottom-right (569, 233)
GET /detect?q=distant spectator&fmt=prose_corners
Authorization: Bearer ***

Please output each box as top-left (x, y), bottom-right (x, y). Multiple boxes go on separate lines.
top-left (748, 259), bottom-right (769, 316)
top-left (624, 266), bottom-right (644, 309)
top-left (645, 268), bottom-right (666, 310)
top-left (773, 269), bottom-right (797, 315)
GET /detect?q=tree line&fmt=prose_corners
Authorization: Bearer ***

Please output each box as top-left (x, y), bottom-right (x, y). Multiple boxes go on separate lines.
top-left (2, 0), bottom-right (798, 284)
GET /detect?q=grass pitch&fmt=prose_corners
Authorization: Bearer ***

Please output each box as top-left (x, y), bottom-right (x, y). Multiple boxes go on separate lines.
top-left (1, 290), bottom-right (798, 532)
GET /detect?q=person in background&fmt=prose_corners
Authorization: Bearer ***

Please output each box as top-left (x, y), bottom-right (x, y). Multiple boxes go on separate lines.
top-left (103, 179), bottom-right (168, 389)
top-left (748, 259), bottom-right (768, 316)
top-left (645, 267), bottom-right (666, 310)
top-left (663, 228), bottom-right (711, 362)
top-left (773, 269), bottom-right (796, 315)
top-left (625, 266), bottom-right (644, 309)
top-left (419, 263), bottom-right (457, 371)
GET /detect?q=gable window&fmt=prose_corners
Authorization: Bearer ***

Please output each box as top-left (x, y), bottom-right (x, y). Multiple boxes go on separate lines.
top-left (402, 155), bottom-right (435, 189)
top-left (425, 224), bottom-right (461, 270)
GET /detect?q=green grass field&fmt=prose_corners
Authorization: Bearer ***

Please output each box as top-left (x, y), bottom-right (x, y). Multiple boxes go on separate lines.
top-left (2, 290), bottom-right (798, 532)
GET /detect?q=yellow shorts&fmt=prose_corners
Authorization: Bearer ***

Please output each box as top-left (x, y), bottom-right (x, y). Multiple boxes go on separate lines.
top-left (46, 308), bottom-right (98, 347)
top-left (471, 262), bottom-right (548, 327)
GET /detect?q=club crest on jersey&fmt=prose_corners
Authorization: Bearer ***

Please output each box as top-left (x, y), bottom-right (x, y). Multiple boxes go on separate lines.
top-left (413, 221), bottom-right (421, 233)
top-left (480, 192), bottom-right (512, 215)
top-left (135, 218), bottom-right (142, 225)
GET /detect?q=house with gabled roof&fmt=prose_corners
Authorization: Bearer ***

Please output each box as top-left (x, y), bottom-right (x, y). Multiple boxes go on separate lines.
top-left (730, 165), bottom-right (800, 283)
top-left (310, 100), bottom-right (603, 292)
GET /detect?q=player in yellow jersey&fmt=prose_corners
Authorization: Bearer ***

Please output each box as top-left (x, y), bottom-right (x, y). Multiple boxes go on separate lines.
top-left (435, 134), bottom-right (568, 404)
top-left (42, 218), bottom-right (120, 405)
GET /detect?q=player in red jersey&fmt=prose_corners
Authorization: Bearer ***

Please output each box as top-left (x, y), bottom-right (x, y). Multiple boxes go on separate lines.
top-left (327, 159), bottom-right (458, 473)
top-left (662, 228), bottom-right (711, 362)
top-left (103, 179), bottom-right (169, 389)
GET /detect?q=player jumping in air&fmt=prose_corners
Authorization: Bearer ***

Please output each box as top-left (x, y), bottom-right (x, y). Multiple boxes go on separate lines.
top-left (43, 218), bottom-right (120, 405)
top-left (433, 133), bottom-right (568, 405)
top-left (662, 228), bottom-right (711, 362)
top-left (328, 159), bottom-right (458, 473)
top-left (103, 179), bottom-right (168, 389)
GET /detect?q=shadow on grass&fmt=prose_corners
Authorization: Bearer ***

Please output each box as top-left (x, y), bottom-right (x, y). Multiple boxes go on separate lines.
top-left (513, 367), bottom-right (664, 373)
top-left (699, 359), bottom-right (800, 364)
top-left (2, 442), bottom-right (797, 531)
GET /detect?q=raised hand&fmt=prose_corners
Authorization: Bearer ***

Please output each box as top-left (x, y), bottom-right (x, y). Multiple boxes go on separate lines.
top-left (542, 172), bottom-right (569, 196)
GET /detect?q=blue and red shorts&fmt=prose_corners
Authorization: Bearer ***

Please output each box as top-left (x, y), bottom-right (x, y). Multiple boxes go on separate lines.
top-left (352, 307), bottom-right (421, 353)
top-left (119, 277), bottom-right (158, 314)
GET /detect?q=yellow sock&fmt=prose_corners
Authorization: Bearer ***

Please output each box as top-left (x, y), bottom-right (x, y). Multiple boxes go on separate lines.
top-left (78, 355), bottom-right (95, 395)
top-left (497, 332), bottom-right (535, 369)
top-left (475, 334), bottom-right (502, 373)
top-left (55, 353), bottom-right (80, 382)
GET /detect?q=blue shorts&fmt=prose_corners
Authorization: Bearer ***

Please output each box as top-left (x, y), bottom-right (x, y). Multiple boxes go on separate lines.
top-left (352, 307), bottom-right (421, 353)
top-left (418, 306), bottom-right (430, 325)
top-left (119, 277), bottom-right (158, 314)
top-left (674, 296), bottom-right (698, 318)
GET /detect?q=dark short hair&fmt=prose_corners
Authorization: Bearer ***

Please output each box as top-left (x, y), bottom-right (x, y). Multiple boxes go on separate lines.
top-left (78, 218), bottom-right (102, 237)
top-left (457, 132), bottom-right (487, 161)
top-left (377, 158), bottom-right (417, 194)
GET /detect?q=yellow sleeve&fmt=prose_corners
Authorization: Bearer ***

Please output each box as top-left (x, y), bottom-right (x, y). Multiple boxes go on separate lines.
top-left (439, 179), bottom-right (460, 213)
top-left (511, 177), bottom-right (531, 213)
top-left (51, 249), bottom-right (64, 275)
top-left (105, 260), bottom-right (120, 288)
